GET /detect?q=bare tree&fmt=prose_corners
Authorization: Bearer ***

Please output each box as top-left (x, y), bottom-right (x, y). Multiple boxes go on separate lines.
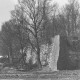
top-left (18, 0), bottom-right (48, 68)
top-left (61, 0), bottom-right (80, 36)
top-left (11, 0), bottom-right (57, 68)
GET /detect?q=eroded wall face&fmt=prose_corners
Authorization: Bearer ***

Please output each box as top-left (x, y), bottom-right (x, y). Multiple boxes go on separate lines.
top-left (49, 35), bottom-right (60, 71)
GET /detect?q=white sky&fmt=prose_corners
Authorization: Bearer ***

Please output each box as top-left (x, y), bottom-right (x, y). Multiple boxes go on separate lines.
top-left (0, 0), bottom-right (80, 29)
top-left (0, 0), bottom-right (18, 29)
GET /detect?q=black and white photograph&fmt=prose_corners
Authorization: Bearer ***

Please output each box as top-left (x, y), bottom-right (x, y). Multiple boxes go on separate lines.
top-left (0, 0), bottom-right (80, 80)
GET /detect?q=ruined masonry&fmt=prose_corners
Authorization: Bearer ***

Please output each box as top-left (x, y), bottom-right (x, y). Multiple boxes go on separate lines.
top-left (49, 35), bottom-right (60, 71)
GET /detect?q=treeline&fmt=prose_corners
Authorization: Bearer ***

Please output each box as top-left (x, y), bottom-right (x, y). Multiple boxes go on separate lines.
top-left (0, 0), bottom-right (80, 70)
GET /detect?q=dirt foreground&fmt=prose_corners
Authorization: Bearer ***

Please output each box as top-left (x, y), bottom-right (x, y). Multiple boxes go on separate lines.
top-left (0, 70), bottom-right (80, 80)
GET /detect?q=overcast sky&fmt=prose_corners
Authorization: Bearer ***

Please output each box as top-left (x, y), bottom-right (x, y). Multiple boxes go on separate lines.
top-left (0, 0), bottom-right (79, 30)
top-left (0, 0), bottom-right (18, 29)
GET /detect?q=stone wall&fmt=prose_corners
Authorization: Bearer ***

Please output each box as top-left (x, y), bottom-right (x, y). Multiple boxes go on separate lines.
top-left (48, 35), bottom-right (60, 71)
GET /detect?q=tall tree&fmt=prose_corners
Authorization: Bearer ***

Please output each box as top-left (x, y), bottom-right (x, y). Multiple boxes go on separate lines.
top-left (1, 21), bottom-right (15, 64)
top-left (61, 0), bottom-right (80, 36)
top-left (11, 0), bottom-right (56, 68)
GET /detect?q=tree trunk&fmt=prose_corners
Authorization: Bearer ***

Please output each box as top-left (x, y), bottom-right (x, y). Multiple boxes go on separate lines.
top-left (8, 41), bottom-right (13, 64)
top-left (36, 46), bottom-right (42, 69)
top-left (9, 54), bottom-right (13, 64)
top-left (9, 46), bottom-right (13, 64)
